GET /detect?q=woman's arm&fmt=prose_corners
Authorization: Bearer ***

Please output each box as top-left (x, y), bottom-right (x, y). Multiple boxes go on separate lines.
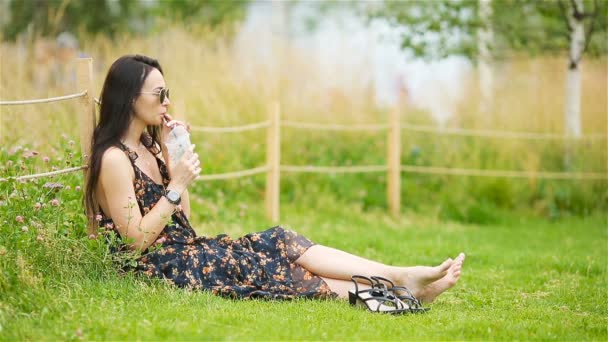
top-left (100, 148), bottom-right (180, 252)
top-left (159, 140), bottom-right (192, 219)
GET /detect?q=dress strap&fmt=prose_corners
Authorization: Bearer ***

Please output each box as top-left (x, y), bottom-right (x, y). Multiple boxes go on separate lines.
top-left (117, 142), bottom-right (139, 165)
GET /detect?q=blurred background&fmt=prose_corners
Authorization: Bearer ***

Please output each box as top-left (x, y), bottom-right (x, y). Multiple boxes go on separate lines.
top-left (0, 0), bottom-right (606, 224)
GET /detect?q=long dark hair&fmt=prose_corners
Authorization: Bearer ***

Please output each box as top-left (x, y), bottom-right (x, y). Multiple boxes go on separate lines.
top-left (85, 54), bottom-right (164, 233)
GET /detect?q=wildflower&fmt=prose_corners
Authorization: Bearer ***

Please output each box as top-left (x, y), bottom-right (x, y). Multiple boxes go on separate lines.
top-left (43, 182), bottom-right (64, 191)
top-left (68, 140), bottom-right (75, 146)
top-left (88, 234), bottom-right (97, 240)
top-left (6, 160), bottom-right (13, 167)
top-left (8, 146), bottom-right (22, 155)
top-left (22, 151), bottom-right (39, 159)
top-left (34, 202), bottom-right (42, 210)
top-left (95, 214), bottom-right (102, 222)
top-left (15, 216), bottom-right (24, 223)
top-left (50, 199), bottom-right (60, 206)
top-left (65, 185), bottom-right (71, 190)
top-left (43, 156), bottom-right (50, 163)
top-left (36, 235), bottom-right (44, 242)
top-left (75, 186), bottom-right (81, 191)
top-left (21, 226), bottom-right (28, 232)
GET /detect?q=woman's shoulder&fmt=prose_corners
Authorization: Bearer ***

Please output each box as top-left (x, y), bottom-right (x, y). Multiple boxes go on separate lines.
top-left (100, 146), bottom-right (133, 174)
top-left (101, 146), bottom-right (129, 163)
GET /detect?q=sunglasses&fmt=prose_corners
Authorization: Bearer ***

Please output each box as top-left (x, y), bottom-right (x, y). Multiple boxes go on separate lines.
top-left (139, 88), bottom-right (170, 104)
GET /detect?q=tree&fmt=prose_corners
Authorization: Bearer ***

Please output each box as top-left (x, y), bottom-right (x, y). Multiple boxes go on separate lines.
top-left (369, 0), bottom-right (608, 137)
top-left (2, 0), bottom-right (142, 40)
top-left (2, 0), bottom-right (249, 41)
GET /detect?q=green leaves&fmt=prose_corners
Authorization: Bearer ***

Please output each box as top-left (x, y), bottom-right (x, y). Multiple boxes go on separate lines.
top-left (2, 0), bottom-right (249, 41)
top-left (368, 0), bottom-right (608, 61)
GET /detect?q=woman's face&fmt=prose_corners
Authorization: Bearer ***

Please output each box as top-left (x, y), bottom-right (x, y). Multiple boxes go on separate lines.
top-left (133, 68), bottom-right (170, 126)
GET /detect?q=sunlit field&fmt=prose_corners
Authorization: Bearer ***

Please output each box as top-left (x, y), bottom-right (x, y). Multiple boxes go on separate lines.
top-left (1, 27), bottom-right (606, 340)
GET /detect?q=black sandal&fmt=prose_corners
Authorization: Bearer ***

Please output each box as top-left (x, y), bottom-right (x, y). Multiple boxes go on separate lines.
top-left (348, 275), bottom-right (410, 314)
top-left (370, 276), bottom-right (430, 313)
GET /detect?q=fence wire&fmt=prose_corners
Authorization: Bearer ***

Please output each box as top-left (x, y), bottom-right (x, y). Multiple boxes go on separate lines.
top-left (0, 91), bottom-right (87, 106)
top-left (0, 165), bottom-right (87, 182)
top-left (197, 166), bottom-right (268, 180)
top-left (401, 165), bottom-right (607, 180)
top-left (281, 165), bottom-right (387, 173)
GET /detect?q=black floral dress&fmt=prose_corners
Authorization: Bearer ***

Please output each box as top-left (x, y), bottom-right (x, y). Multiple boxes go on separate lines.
top-left (99, 144), bottom-right (336, 300)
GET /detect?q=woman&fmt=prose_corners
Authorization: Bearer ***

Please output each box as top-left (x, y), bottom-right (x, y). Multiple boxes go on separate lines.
top-left (85, 54), bottom-right (465, 311)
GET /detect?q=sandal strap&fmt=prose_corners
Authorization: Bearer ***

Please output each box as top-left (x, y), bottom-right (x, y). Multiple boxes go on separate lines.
top-left (361, 294), bottom-right (407, 311)
top-left (370, 275), bottom-right (424, 308)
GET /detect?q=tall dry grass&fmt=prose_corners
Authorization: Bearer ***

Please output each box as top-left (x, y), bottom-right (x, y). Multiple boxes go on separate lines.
top-left (1, 27), bottom-right (606, 219)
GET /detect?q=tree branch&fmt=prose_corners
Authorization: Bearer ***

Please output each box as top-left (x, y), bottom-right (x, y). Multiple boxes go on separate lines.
top-left (570, 0), bottom-right (584, 19)
top-left (558, 0), bottom-right (573, 33)
top-left (580, 0), bottom-right (599, 57)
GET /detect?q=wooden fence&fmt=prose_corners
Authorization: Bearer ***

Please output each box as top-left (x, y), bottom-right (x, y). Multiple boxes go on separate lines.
top-left (1, 57), bottom-right (606, 223)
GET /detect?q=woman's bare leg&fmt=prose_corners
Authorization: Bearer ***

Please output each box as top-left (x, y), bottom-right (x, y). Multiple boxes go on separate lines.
top-left (296, 245), bottom-right (464, 301)
top-left (320, 277), bottom-right (368, 299)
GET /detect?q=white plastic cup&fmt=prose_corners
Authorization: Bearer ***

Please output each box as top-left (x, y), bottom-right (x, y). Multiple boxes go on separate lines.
top-left (165, 125), bottom-right (191, 166)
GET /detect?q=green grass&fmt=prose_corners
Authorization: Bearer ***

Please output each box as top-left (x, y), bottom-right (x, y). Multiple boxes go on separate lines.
top-left (1, 191), bottom-right (606, 340)
top-left (0, 29), bottom-right (606, 339)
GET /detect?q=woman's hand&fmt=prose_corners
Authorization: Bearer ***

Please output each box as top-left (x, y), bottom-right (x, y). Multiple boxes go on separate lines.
top-left (167, 145), bottom-right (201, 194)
top-left (161, 113), bottom-right (190, 142)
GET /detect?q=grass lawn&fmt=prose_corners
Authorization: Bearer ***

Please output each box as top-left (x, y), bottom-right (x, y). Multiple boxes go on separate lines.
top-left (1, 200), bottom-right (606, 341)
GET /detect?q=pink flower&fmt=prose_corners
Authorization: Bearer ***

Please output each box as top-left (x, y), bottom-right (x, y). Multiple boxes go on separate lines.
top-left (36, 235), bottom-right (44, 241)
top-left (34, 202), bottom-right (42, 210)
top-left (43, 156), bottom-right (50, 163)
top-left (22, 151), bottom-right (39, 159)
top-left (88, 234), bottom-right (97, 240)
top-left (75, 186), bottom-right (81, 191)
top-left (8, 146), bottom-right (22, 155)
top-left (15, 215), bottom-right (24, 223)
top-left (21, 226), bottom-right (28, 232)
top-left (50, 199), bottom-right (60, 206)
top-left (95, 214), bottom-right (102, 222)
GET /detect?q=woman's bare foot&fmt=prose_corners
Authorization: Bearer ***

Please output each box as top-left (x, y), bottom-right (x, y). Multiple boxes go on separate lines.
top-left (391, 256), bottom-right (454, 295)
top-left (414, 252), bottom-right (465, 303)
top-left (391, 253), bottom-right (464, 304)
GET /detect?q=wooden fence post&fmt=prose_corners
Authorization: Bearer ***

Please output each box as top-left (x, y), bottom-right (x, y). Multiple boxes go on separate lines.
top-left (265, 101), bottom-right (281, 222)
top-left (77, 57), bottom-right (96, 165)
top-left (387, 99), bottom-right (401, 218)
top-left (77, 57), bottom-right (96, 229)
